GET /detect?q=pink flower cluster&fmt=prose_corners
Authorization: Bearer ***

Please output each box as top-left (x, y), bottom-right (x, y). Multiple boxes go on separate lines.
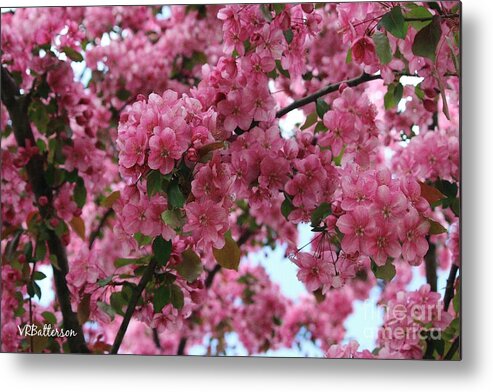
top-left (377, 284), bottom-right (453, 359)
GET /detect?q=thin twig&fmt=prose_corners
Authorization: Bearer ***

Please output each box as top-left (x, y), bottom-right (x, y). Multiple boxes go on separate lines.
top-left (444, 336), bottom-right (460, 360)
top-left (110, 258), bottom-right (157, 354)
top-left (444, 264), bottom-right (459, 311)
top-left (425, 242), bottom-right (437, 292)
top-left (152, 328), bottom-right (161, 349)
top-left (88, 208), bottom-right (114, 249)
top-left (276, 72), bottom-right (382, 118)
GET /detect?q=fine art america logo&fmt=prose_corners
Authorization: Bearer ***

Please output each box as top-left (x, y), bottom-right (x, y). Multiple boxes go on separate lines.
top-left (18, 324), bottom-right (77, 338)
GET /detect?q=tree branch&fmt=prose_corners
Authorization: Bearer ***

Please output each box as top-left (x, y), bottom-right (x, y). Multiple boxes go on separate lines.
top-left (424, 242), bottom-right (437, 292)
top-left (276, 72), bottom-right (382, 118)
top-left (88, 208), bottom-right (114, 249)
top-left (444, 336), bottom-right (460, 360)
top-left (110, 258), bottom-right (157, 354)
top-left (152, 327), bottom-right (161, 349)
top-left (444, 264), bottom-right (459, 311)
top-left (1, 66), bottom-right (89, 353)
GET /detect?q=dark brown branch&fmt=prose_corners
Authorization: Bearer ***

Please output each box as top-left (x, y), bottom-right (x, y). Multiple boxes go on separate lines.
top-left (424, 242), bottom-right (437, 292)
top-left (152, 328), bottom-right (161, 349)
top-left (444, 336), bottom-right (460, 360)
top-left (177, 336), bottom-right (187, 356)
top-left (444, 264), bottom-right (459, 312)
top-left (204, 264), bottom-right (221, 289)
top-left (276, 72), bottom-right (382, 118)
top-left (88, 208), bottom-right (114, 249)
top-left (110, 258), bottom-right (157, 354)
top-left (1, 66), bottom-right (89, 353)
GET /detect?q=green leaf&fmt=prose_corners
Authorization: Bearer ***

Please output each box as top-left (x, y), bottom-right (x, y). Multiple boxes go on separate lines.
top-left (345, 47), bottom-right (352, 64)
top-left (316, 98), bottom-right (330, 119)
top-left (116, 89), bottom-right (132, 101)
top-left (97, 301), bottom-right (115, 321)
top-left (415, 84), bottom-right (425, 100)
top-left (27, 280), bottom-right (42, 299)
top-left (281, 197), bottom-right (294, 220)
top-left (5, 229), bottom-right (22, 262)
top-left (212, 231), bottom-right (241, 271)
top-left (372, 259), bottom-right (396, 282)
top-left (50, 254), bottom-right (61, 271)
top-left (434, 180), bottom-right (458, 199)
top-left (42, 311), bottom-right (57, 325)
top-left (27, 281), bottom-right (35, 298)
top-left (101, 191), bottom-right (120, 208)
top-left (62, 46), bottom-right (83, 62)
top-left (114, 256), bottom-right (150, 268)
top-left (167, 182), bottom-right (185, 209)
top-left (36, 77), bottom-right (51, 99)
top-left (300, 111), bottom-right (318, 130)
top-left (275, 60), bottom-right (290, 78)
top-left (152, 235), bottom-right (172, 267)
top-left (412, 15), bottom-right (442, 61)
top-left (153, 284), bottom-right (171, 313)
top-left (97, 275), bottom-right (113, 287)
top-left (23, 241), bottom-right (33, 261)
top-left (380, 6), bottom-right (408, 39)
top-left (110, 292), bottom-right (126, 316)
top-left (283, 29), bottom-right (294, 44)
top-left (372, 32), bottom-right (392, 65)
top-left (175, 249), bottom-right (203, 283)
top-left (54, 220), bottom-right (69, 238)
top-left (161, 209), bottom-right (184, 231)
top-left (134, 232), bottom-right (152, 246)
top-left (404, 4), bottom-right (433, 30)
top-left (273, 3), bottom-right (285, 15)
top-left (451, 197), bottom-right (460, 217)
top-left (45, 164), bottom-right (65, 187)
top-left (170, 284), bottom-right (184, 310)
top-left (147, 170), bottom-right (165, 197)
top-left (28, 100), bottom-right (49, 133)
top-left (434, 338), bottom-right (445, 357)
top-left (384, 82), bottom-right (404, 110)
top-left (33, 271), bottom-right (47, 281)
top-left (311, 202), bottom-right (332, 227)
top-left (35, 240), bottom-right (47, 261)
top-left (314, 121), bottom-right (328, 133)
top-left (428, 219), bottom-right (447, 235)
top-left (74, 177), bottom-right (87, 208)
top-left (259, 4), bottom-right (272, 21)
top-left (453, 280), bottom-right (461, 314)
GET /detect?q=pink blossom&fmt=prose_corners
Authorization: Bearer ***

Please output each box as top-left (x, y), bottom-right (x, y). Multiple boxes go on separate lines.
top-left (336, 206), bottom-right (375, 254)
top-left (351, 36), bottom-right (377, 65)
top-left (119, 129), bottom-right (148, 169)
top-left (183, 200), bottom-right (228, 249)
top-left (148, 127), bottom-right (186, 175)
top-left (320, 111), bottom-right (358, 156)
top-left (366, 222), bottom-right (401, 266)
top-left (292, 252), bottom-right (334, 292)
top-left (217, 92), bottom-right (254, 132)
top-left (371, 184), bottom-right (407, 221)
top-left (398, 209), bottom-right (430, 265)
